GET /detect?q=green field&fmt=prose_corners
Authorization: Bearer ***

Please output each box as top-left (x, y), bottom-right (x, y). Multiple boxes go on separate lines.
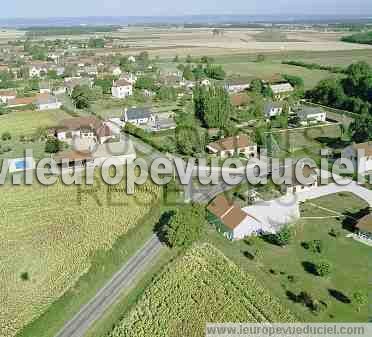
top-left (0, 109), bottom-right (70, 137)
top-left (108, 244), bottom-right (294, 337)
top-left (1, 178), bottom-right (161, 337)
top-left (207, 192), bottom-right (370, 323)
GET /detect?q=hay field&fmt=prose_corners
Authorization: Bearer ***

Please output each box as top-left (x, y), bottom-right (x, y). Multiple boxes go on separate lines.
top-left (106, 27), bottom-right (372, 58)
top-left (0, 179), bottom-right (161, 337)
top-left (109, 244), bottom-right (294, 337)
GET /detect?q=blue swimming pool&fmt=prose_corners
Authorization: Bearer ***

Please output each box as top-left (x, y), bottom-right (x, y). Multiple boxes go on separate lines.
top-left (15, 160), bottom-right (28, 170)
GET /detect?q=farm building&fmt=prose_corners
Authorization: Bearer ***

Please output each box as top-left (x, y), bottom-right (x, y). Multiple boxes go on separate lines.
top-left (207, 195), bottom-right (271, 240)
top-left (355, 213), bottom-right (372, 241)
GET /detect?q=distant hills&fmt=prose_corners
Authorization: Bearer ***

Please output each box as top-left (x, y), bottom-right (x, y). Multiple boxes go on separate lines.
top-left (0, 15), bottom-right (372, 28)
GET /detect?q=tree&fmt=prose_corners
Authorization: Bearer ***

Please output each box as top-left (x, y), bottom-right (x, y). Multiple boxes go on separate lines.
top-left (173, 55), bottom-right (179, 62)
top-left (303, 240), bottom-right (324, 254)
top-left (88, 38), bottom-right (105, 48)
top-left (45, 137), bottom-right (62, 153)
top-left (182, 66), bottom-right (194, 81)
top-left (186, 55), bottom-right (193, 63)
top-left (175, 112), bottom-right (207, 156)
top-left (193, 85), bottom-right (232, 129)
top-left (283, 74), bottom-right (304, 88)
top-left (204, 64), bottom-right (226, 80)
top-left (250, 79), bottom-right (263, 94)
top-left (165, 205), bottom-right (205, 248)
top-left (349, 113), bottom-right (372, 143)
top-left (266, 225), bottom-right (293, 247)
top-left (1, 132), bottom-right (11, 141)
top-left (314, 260), bottom-right (331, 277)
top-left (256, 54), bottom-right (266, 63)
top-left (71, 85), bottom-right (92, 109)
top-left (135, 76), bottom-right (155, 90)
top-left (353, 291), bottom-right (367, 312)
top-left (95, 77), bottom-right (114, 95)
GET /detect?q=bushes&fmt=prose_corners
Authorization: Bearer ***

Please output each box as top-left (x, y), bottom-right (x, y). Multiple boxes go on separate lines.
top-left (314, 260), bottom-right (332, 277)
top-left (265, 225), bottom-right (293, 247)
top-left (282, 60), bottom-right (346, 74)
top-left (1, 132), bottom-right (11, 141)
top-left (302, 240), bottom-right (324, 254)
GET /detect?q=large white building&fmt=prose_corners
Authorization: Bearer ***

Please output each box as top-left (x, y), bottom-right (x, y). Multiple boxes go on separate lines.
top-left (112, 79), bottom-right (133, 99)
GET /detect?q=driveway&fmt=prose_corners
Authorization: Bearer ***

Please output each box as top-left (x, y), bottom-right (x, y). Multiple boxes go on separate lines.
top-left (243, 181), bottom-right (372, 232)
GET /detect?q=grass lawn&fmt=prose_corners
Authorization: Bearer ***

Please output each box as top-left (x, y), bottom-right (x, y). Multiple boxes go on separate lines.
top-left (0, 109), bottom-right (70, 137)
top-left (222, 61), bottom-right (337, 90)
top-left (207, 192), bottom-right (370, 323)
top-left (2, 177), bottom-right (161, 337)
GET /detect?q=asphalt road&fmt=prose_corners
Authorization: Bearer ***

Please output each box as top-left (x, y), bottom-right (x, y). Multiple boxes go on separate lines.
top-left (55, 235), bottom-right (163, 337)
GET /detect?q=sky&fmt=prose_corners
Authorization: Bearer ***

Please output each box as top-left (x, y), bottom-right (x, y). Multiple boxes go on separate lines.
top-left (2, 0), bottom-right (372, 18)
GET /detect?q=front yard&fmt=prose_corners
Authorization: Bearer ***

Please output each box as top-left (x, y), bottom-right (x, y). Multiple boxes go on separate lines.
top-left (207, 192), bottom-right (370, 323)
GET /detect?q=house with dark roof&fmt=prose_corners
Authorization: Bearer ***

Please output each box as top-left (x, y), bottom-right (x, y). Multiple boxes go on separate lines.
top-left (264, 101), bottom-right (284, 118)
top-left (296, 106), bottom-right (326, 125)
top-left (207, 195), bottom-right (271, 240)
top-left (207, 135), bottom-right (257, 158)
top-left (121, 107), bottom-right (155, 126)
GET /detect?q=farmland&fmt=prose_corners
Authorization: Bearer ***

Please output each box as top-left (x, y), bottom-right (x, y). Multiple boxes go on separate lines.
top-left (108, 244), bottom-right (295, 337)
top-left (0, 178), bottom-right (161, 337)
top-left (0, 109), bottom-right (70, 137)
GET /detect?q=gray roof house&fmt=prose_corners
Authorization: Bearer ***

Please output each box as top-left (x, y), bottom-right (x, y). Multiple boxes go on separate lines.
top-left (36, 94), bottom-right (62, 110)
top-left (122, 107), bottom-right (155, 125)
top-left (264, 101), bottom-right (283, 118)
top-left (296, 106), bottom-right (326, 125)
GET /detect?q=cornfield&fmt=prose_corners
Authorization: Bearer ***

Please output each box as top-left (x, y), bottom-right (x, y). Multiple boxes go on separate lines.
top-left (0, 177), bottom-right (160, 337)
top-left (109, 244), bottom-right (295, 337)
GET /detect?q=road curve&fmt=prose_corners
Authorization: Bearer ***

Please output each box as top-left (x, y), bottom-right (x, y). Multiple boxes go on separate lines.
top-left (55, 235), bottom-right (163, 337)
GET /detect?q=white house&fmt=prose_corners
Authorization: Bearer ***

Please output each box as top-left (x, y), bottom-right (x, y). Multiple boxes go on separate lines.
top-left (36, 95), bottom-right (62, 110)
top-left (120, 72), bottom-right (137, 85)
top-left (342, 142), bottom-right (372, 174)
top-left (207, 195), bottom-right (275, 240)
top-left (54, 140), bottom-right (136, 170)
top-left (280, 164), bottom-right (319, 195)
top-left (297, 107), bottom-right (326, 126)
top-left (225, 80), bottom-right (250, 93)
top-left (0, 90), bottom-right (16, 104)
top-left (122, 107), bottom-right (155, 125)
top-left (269, 82), bottom-right (294, 99)
top-left (29, 64), bottom-right (49, 78)
top-left (112, 79), bottom-right (133, 99)
top-left (207, 135), bottom-right (257, 158)
top-left (264, 101), bottom-right (284, 118)
top-left (128, 56), bottom-right (136, 63)
top-left (111, 66), bottom-right (122, 77)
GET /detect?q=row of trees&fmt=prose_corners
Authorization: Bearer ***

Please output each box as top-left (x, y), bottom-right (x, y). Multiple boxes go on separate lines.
top-left (180, 63), bottom-right (226, 81)
top-left (307, 62), bottom-right (372, 115)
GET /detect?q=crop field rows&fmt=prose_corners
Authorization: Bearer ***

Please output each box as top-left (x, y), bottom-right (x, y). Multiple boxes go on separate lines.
top-left (0, 179), bottom-right (161, 337)
top-left (109, 244), bottom-right (295, 337)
